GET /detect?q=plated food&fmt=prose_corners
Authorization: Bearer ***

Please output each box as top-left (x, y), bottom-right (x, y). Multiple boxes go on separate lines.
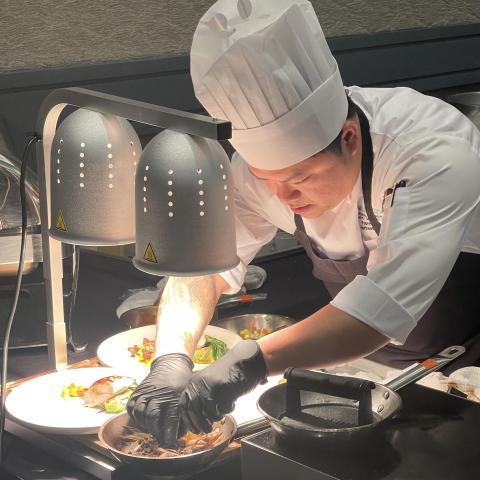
top-left (128, 335), bottom-right (227, 367)
top-left (97, 325), bottom-right (241, 377)
top-left (61, 375), bottom-right (136, 413)
top-left (6, 368), bottom-right (140, 435)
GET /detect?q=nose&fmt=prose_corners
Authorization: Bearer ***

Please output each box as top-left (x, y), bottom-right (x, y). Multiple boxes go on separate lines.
top-left (274, 182), bottom-right (299, 202)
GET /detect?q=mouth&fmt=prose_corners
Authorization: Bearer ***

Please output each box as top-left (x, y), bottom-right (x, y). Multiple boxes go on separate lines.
top-left (290, 205), bottom-right (310, 214)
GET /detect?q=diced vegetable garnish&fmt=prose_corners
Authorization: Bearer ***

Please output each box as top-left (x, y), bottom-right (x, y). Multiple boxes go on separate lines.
top-left (192, 346), bottom-right (215, 364)
top-left (103, 385), bottom-right (136, 413)
top-left (239, 326), bottom-right (272, 340)
top-left (61, 383), bottom-right (85, 399)
top-left (205, 335), bottom-right (227, 361)
top-left (192, 336), bottom-right (227, 364)
top-left (129, 338), bottom-right (156, 366)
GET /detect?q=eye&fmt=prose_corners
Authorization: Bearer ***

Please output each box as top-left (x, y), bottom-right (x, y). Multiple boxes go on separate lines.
top-left (292, 175), bottom-right (311, 185)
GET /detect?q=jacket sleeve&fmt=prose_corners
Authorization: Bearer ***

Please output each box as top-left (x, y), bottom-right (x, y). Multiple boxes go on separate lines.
top-left (219, 154), bottom-right (278, 293)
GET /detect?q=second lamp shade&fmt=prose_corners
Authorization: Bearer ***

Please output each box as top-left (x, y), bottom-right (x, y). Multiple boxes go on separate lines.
top-left (133, 130), bottom-right (239, 276)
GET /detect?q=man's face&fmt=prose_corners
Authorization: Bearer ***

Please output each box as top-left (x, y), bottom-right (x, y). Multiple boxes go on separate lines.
top-left (248, 121), bottom-right (362, 218)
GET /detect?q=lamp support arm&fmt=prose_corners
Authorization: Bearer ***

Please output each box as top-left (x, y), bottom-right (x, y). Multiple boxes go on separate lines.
top-left (36, 87), bottom-right (231, 141)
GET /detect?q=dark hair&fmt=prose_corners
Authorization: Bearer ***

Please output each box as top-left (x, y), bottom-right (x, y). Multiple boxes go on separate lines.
top-left (321, 95), bottom-right (358, 155)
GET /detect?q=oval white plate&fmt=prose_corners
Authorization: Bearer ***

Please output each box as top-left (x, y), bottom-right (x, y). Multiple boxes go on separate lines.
top-left (449, 366), bottom-right (480, 388)
top-left (97, 325), bottom-right (242, 379)
top-left (6, 367), bottom-right (138, 435)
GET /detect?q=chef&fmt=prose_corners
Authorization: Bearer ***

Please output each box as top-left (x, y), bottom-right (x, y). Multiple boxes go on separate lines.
top-left (127, 0), bottom-right (480, 444)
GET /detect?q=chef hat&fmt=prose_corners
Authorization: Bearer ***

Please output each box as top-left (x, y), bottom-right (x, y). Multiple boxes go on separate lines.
top-left (191, 0), bottom-right (348, 170)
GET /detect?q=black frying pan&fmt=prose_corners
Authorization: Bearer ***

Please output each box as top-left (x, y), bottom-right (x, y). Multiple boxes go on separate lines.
top-left (257, 346), bottom-right (464, 445)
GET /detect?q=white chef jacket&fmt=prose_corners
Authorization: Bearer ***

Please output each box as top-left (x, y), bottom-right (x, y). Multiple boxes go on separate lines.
top-left (220, 86), bottom-right (480, 344)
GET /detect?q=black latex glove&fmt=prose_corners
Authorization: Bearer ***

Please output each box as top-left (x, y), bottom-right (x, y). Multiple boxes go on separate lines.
top-left (126, 353), bottom-right (193, 447)
top-left (180, 340), bottom-right (268, 433)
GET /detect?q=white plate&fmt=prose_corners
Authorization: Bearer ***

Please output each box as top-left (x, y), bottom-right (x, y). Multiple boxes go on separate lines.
top-left (6, 367), bottom-right (138, 435)
top-left (231, 375), bottom-right (283, 426)
top-left (323, 357), bottom-right (402, 385)
top-left (97, 325), bottom-right (242, 379)
top-left (449, 367), bottom-right (480, 387)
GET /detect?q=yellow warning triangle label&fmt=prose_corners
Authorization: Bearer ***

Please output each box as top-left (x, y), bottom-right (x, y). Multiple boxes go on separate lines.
top-left (55, 210), bottom-right (67, 232)
top-left (143, 242), bottom-right (158, 263)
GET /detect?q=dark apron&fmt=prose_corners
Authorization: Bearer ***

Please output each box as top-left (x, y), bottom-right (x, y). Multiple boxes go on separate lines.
top-left (294, 106), bottom-right (480, 369)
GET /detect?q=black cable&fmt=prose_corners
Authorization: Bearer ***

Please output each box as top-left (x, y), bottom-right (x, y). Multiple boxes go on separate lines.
top-left (0, 135), bottom-right (39, 465)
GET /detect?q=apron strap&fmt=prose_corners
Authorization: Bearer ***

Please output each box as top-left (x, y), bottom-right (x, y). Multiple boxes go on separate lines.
top-left (294, 213), bottom-right (305, 231)
top-left (357, 106), bottom-right (381, 236)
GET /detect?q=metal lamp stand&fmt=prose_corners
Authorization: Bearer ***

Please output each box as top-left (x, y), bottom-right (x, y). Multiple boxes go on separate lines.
top-left (35, 87), bottom-right (231, 369)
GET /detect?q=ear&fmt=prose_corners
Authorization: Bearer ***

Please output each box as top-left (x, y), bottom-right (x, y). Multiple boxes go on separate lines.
top-left (340, 119), bottom-right (361, 157)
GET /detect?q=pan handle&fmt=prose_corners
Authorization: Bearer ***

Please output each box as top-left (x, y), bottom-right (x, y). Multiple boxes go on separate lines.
top-left (385, 345), bottom-right (465, 392)
top-left (284, 368), bottom-right (376, 401)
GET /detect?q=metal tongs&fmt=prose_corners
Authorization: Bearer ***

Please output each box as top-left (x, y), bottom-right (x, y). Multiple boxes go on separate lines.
top-left (217, 293), bottom-right (267, 308)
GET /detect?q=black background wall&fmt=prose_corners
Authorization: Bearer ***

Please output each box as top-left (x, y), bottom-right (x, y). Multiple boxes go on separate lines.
top-left (1, 23), bottom-right (480, 158)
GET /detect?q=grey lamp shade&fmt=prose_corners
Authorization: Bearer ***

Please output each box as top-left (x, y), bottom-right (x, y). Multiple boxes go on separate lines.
top-left (49, 108), bottom-right (141, 245)
top-left (133, 130), bottom-right (239, 276)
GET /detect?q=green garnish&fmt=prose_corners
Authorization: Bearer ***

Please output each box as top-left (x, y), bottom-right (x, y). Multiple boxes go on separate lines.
top-left (205, 335), bottom-right (227, 361)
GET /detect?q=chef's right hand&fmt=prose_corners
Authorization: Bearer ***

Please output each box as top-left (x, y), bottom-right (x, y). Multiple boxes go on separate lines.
top-left (126, 353), bottom-right (193, 447)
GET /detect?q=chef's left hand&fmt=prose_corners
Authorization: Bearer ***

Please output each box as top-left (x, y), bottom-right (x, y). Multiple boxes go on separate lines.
top-left (180, 340), bottom-right (268, 433)
top-left (126, 353), bottom-right (193, 447)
